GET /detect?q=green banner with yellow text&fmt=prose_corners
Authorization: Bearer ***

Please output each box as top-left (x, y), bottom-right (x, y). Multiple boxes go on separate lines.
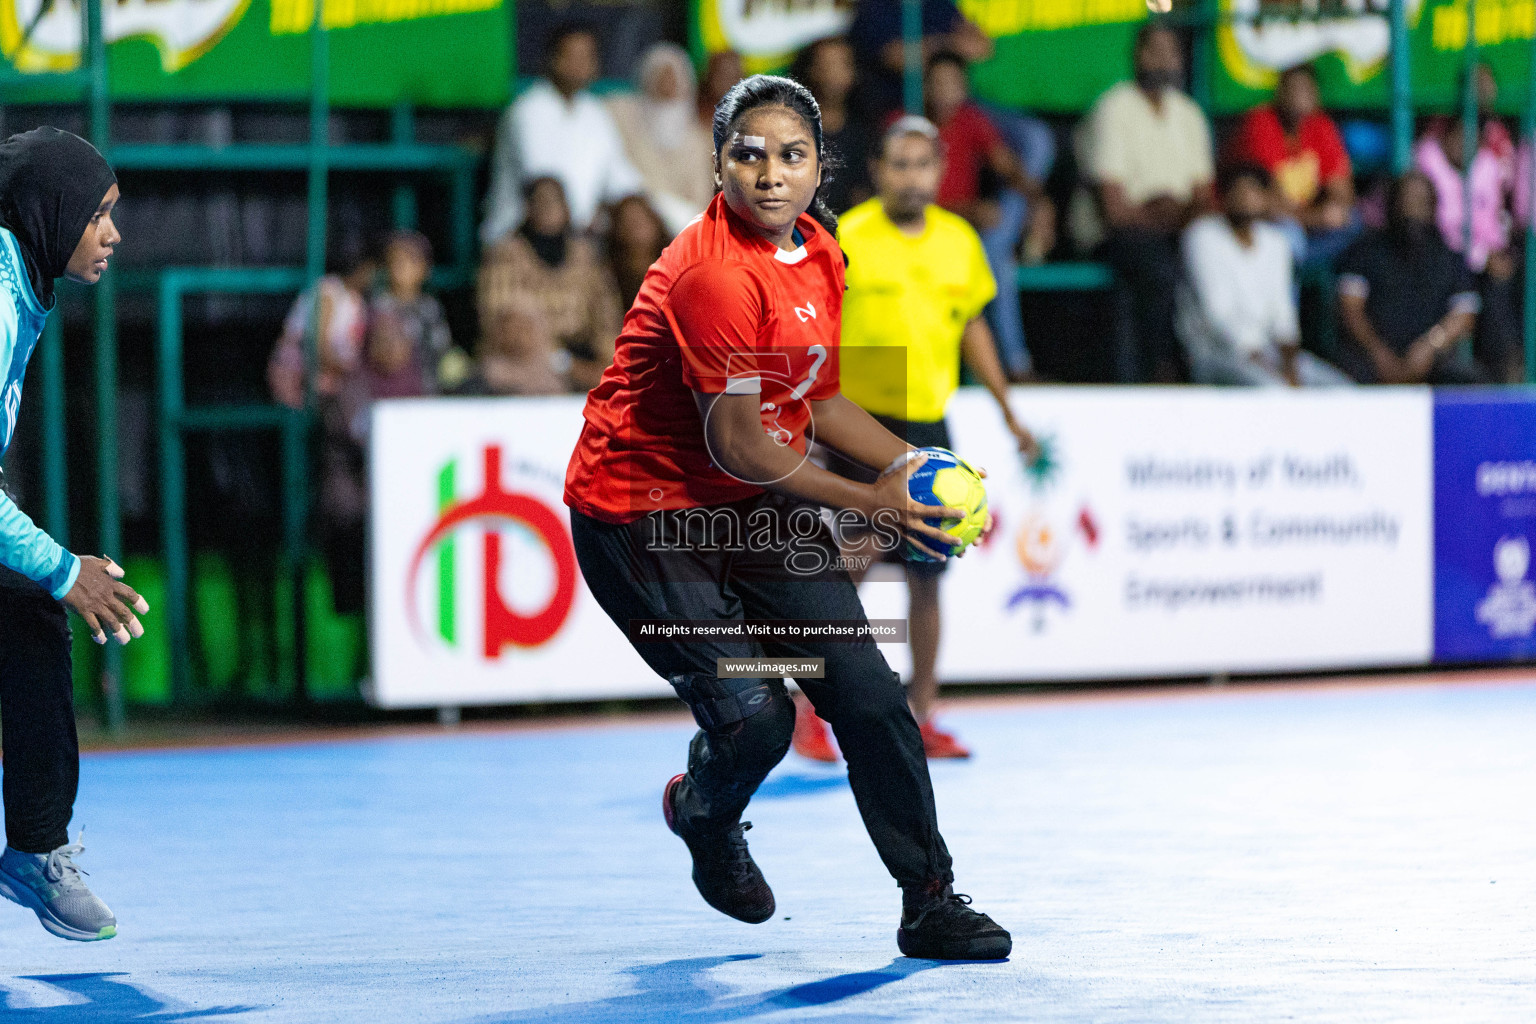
top-left (2, 0), bottom-right (513, 108)
top-left (1215, 0), bottom-right (1534, 115)
top-left (693, 0), bottom-right (1533, 115)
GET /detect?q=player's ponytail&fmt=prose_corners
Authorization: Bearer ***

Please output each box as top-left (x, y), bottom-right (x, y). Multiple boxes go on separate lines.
top-left (712, 74), bottom-right (841, 237)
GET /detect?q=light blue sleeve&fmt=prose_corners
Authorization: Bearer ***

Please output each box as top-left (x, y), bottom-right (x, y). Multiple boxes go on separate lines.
top-left (0, 293), bottom-right (79, 601)
top-left (0, 489), bottom-right (79, 599)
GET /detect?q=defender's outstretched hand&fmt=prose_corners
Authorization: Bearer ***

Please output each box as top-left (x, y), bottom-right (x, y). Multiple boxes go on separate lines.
top-left (64, 557), bottom-right (149, 645)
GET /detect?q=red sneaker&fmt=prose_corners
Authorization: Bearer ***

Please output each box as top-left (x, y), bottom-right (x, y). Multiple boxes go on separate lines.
top-left (791, 694), bottom-right (839, 762)
top-left (920, 720), bottom-right (972, 759)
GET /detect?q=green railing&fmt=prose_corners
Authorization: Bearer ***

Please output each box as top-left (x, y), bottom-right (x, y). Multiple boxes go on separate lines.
top-left (12, 0), bottom-right (485, 725)
top-left (11, 0), bottom-right (1536, 724)
top-left (156, 267), bottom-right (308, 704)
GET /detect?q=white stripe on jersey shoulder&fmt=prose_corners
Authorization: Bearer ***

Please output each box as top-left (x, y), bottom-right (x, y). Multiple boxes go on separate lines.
top-left (773, 244), bottom-right (809, 265)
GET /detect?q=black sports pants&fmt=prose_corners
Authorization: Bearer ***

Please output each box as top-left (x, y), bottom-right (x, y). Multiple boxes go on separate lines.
top-left (0, 566), bottom-right (79, 853)
top-left (570, 491), bottom-right (954, 893)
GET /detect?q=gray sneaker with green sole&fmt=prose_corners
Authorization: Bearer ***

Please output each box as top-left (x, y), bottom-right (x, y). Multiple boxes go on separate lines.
top-left (0, 835), bottom-right (117, 941)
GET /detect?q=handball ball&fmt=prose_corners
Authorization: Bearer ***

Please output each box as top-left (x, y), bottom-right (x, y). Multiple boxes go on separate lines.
top-left (904, 447), bottom-right (988, 562)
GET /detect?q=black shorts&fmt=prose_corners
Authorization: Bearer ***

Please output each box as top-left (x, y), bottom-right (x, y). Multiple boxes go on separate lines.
top-left (823, 414), bottom-right (952, 576)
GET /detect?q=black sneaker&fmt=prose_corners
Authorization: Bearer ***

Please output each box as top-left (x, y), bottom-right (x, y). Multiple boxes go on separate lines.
top-left (897, 886), bottom-right (1012, 960)
top-left (662, 774), bottom-right (775, 924)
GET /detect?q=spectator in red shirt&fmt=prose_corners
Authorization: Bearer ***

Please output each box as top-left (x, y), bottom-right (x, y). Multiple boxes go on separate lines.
top-left (1228, 63), bottom-right (1357, 267)
top-left (923, 51), bottom-right (1053, 379)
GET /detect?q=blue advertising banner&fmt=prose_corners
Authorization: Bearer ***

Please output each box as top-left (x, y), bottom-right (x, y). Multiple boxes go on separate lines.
top-left (1434, 392), bottom-right (1536, 663)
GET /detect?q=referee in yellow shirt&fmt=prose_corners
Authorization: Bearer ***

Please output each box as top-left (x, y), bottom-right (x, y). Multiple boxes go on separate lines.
top-left (794, 115), bottom-right (1040, 762)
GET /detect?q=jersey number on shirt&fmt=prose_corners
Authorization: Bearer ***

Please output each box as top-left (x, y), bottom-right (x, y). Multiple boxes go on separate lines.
top-left (759, 344), bottom-right (827, 445)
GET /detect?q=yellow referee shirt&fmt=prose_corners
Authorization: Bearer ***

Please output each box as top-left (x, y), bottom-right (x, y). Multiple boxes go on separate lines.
top-left (837, 199), bottom-right (997, 423)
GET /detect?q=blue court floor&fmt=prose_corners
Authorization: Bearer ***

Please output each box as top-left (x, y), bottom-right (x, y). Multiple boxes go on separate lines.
top-left (1, 676), bottom-right (1533, 1023)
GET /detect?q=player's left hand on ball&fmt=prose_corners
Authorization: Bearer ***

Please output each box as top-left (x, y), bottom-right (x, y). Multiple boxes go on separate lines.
top-left (62, 556), bottom-right (150, 645)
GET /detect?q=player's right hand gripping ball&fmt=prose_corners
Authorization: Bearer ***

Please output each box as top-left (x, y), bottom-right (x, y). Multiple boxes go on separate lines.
top-left (904, 447), bottom-right (988, 562)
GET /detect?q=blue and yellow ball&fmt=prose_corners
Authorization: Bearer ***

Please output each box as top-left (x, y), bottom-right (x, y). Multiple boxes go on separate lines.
top-left (903, 447), bottom-right (988, 562)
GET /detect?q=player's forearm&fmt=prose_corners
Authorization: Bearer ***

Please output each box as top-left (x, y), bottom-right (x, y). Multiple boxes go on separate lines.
top-left (0, 490), bottom-right (79, 599)
top-left (810, 395), bottom-right (911, 473)
top-left (719, 425), bottom-right (877, 513)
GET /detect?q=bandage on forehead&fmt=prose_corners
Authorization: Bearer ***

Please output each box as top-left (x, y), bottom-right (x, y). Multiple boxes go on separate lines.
top-left (742, 135), bottom-right (766, 149)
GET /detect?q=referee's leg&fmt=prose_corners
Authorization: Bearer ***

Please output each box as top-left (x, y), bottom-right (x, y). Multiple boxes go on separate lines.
top-left (0, 570), bottom-right (80, 854)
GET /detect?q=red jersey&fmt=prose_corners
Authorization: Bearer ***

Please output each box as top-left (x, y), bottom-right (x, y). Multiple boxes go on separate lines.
top-left (564, 194), bottom-right (845, 523)
top-left (936, 103), bottom-right (1003, 212)
top-left (1228, 106), bottom-right (1350, 208)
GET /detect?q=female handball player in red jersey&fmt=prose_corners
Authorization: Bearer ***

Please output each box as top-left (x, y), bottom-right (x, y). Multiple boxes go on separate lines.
top-left (563, 75), bottom-right (1010, 960)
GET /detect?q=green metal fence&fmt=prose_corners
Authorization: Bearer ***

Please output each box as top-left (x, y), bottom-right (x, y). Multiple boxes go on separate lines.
top-left (7, 0), bottom-right (485, 726)
top-left (8, 1), bottom-right (1536, 723)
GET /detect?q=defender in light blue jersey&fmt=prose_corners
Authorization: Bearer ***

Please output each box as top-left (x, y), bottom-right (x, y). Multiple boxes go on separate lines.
top-left (0, 127), bottom-right (144, 942)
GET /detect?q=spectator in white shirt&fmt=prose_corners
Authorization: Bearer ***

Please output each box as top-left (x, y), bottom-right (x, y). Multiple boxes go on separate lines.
top-left (480, 23), bottom-right (643, 245)
top-left (1177, 163), bottom-right (1350, 387)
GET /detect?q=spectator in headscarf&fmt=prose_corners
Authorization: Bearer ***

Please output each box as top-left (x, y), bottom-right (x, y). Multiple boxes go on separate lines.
top-left (477, 176), bottom-right (623, 395)
top-left (608, 43), bottom-right (716, 236)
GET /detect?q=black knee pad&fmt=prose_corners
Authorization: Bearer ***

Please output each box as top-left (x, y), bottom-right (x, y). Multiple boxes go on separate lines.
top-left (669, 671), bottom-right (786, 733)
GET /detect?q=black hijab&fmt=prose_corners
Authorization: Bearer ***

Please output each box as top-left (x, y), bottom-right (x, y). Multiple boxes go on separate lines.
top-left (0, 127), bottom-right (117, 308)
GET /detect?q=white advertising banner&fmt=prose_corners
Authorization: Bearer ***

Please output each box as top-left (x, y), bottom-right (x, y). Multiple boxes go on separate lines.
top-left (369, 389), bottom-right (1435, 707)
top-left (860, 388), bottom-right (1435, 680)
top-left (369, 397), bottom-right (665, 708)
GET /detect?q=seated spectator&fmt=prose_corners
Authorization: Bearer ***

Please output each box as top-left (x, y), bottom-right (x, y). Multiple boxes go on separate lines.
top-left (1335, 170), bottom-right (1485, 384)
top-left (697, 50), bottom-right (744, 126)
top-left (848, 0), bottom-right (993, 120)
top-left (1226, 63), bottom-right (1357, 268)
top-left (924, 51), bottom-right (1054, 380)
top-left (606, 194), bottom-right (667, 309)
top-left (267, 238), bottom-right (376, 410)
top-left (370, 229), bottom-right (467, 393)
top-left (1415, 113), bottom-right (1522, 380)
top-left (607, 43), bottom-right (716, 236)
top-left (477, 177), bottom-right (622, 395)
top-left (1072, 23), bottom-right (1215, 383)
top-left (481, 22), bottom-right (642, 244)
top-left (1177, 164), bottom-right (1349, 387)
top-left (791, 36), bottom-right (874, 214)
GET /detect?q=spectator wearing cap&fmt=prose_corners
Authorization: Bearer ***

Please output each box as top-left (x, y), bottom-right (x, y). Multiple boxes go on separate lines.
top-left (481, 22), bottom-right (643, 244)
top-left (607, 43), bottom-right (716, 236)
top-left (1177, 164), bottom-right (1350, 387)
top-left (1072, 23), bottom-right (1215, 382)
top-left (924, 51), bottom-right (1054, 380)
top-left (1226, 63), bottom-right (1357, 268)
top-left (1335, 171), bottom-right (1486, 384)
